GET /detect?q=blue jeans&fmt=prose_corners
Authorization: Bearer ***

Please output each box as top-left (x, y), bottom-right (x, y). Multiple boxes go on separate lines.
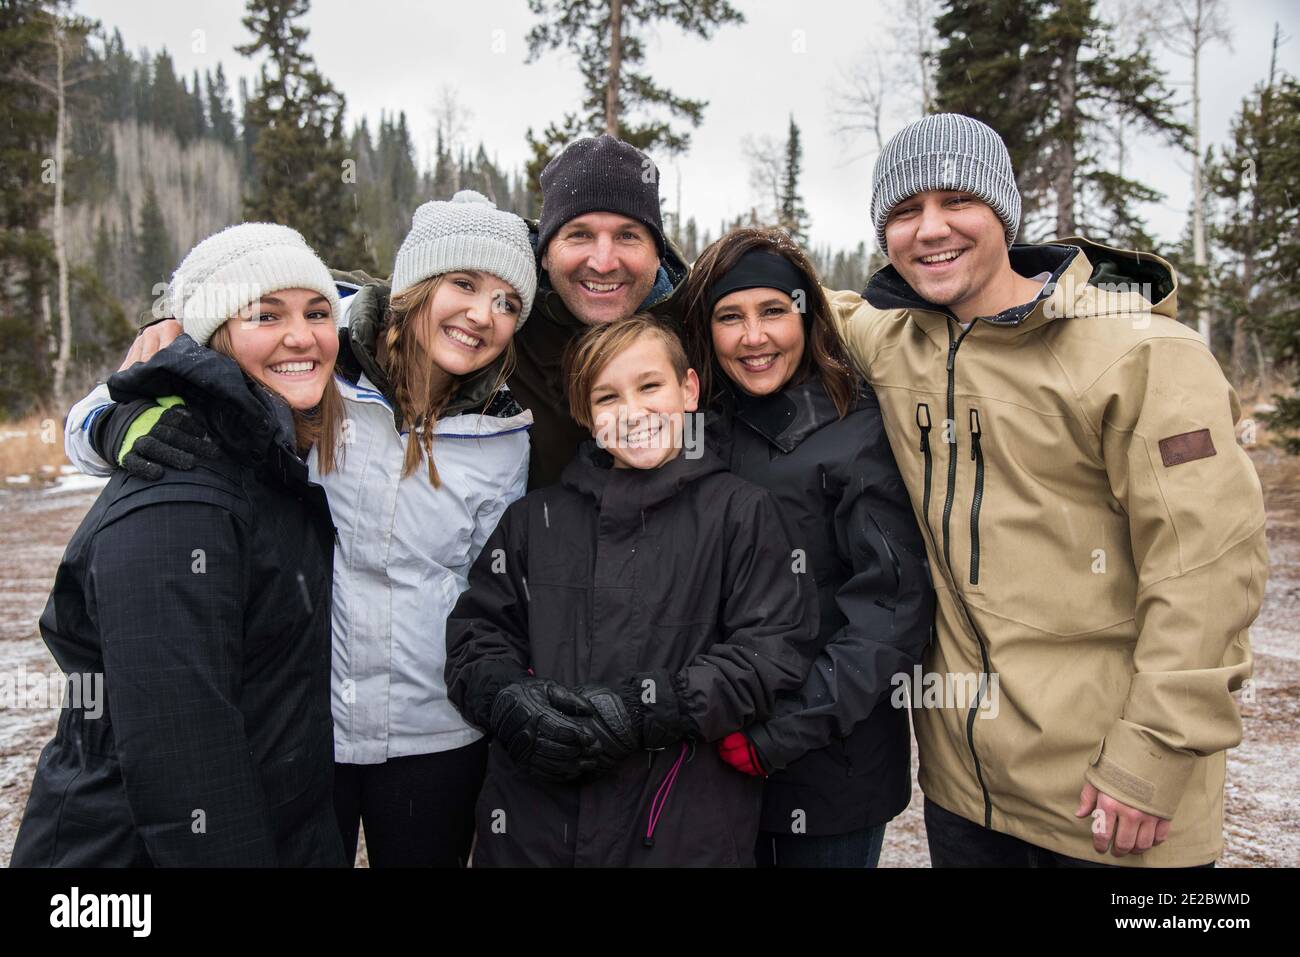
top-left (755, 823), bottom-right (887, 868)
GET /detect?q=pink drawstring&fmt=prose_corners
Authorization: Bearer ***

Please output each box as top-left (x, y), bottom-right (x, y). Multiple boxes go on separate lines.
top-left (644, 741), bottom-right (689, 847)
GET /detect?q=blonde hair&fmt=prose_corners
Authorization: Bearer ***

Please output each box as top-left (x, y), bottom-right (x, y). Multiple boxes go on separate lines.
top-left (208, 323), bottom-right (345, 473)
top-left (383, 275), bottom-right (516, 487)
top-left (562, 314), bottom-right (690, 432)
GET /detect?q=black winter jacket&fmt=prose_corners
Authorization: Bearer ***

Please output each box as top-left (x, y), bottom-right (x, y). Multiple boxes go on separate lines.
top-left (445, 441), bottom-right (819, 866)
top-left (11, 335), bottom-right (344, 867)
top-left (713, 377), bottom-right (935, 836)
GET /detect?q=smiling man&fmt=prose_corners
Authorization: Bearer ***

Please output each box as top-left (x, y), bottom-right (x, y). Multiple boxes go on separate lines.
top-left (828, 113), bottom-right (1268, 867)
top-left (510, 134), bottom-right (690, 487)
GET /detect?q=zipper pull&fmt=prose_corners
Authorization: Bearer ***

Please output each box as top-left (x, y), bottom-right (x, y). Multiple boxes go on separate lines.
top-left (916, 402), bottom-right (932, 451)
top-left (969, 408), bottom-right (982, 460)
top-left (946, 339), bottom-right (958, 372)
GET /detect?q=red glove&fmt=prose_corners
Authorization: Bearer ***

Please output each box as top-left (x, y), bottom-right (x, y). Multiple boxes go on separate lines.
top-left (718, 731), bottom-right (769, 777)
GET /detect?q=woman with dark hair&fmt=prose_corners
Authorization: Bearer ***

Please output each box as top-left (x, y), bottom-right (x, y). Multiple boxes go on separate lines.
top-left (681, 226), bottom-right (935, 867)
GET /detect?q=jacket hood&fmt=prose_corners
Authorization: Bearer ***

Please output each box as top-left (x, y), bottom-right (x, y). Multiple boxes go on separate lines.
top-left (560, 437), bottom-right (727, 513)
top-left (107, 332), bottom-right (297, 461)
top-left (335, 276), bottom-right (521, 425)
top-left (527, 219), bottom-right (690, 330)
top-left (863, 237), bottom-right (1178, 331)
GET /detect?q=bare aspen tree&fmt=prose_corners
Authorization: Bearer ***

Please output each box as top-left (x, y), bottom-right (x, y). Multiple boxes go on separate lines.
top-left (741, 134), bottom-right (784, 223)
top-left (9, 14), bottom-right (90, 404)
top-left (1165, 0), bottom-right (1233, 345)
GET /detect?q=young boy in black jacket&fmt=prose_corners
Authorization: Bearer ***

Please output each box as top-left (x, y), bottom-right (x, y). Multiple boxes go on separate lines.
top-left (445, 315), bottom-right (819, 866)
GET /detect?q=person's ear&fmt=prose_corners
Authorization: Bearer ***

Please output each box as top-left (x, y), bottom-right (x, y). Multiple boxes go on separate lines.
top-left (540, 246), bottom-right (552, 273)
top-left (682, 367), bottom-right (700, 413)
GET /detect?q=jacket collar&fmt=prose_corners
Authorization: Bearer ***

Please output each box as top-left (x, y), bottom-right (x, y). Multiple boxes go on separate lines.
top-left (862, 238), bottom-right (1178, 343)
top-left (728, 376), bottom-right (847, 454)
top-left (107, 333), bottom-right (299, 468)
top-left (864, 243), bottom-right (1078, 328)
top-left (560, 437), bottom-right (727, 513)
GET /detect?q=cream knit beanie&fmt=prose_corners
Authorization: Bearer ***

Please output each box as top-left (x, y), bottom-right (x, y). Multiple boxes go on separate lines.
top-left (166, 223), bottom-right (340, 346)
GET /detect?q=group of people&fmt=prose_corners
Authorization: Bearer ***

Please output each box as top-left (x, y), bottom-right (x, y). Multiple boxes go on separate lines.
top-left (11, 113), bottom-right (1266, 869)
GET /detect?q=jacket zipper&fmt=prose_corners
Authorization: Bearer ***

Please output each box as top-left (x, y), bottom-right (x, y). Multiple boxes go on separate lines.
top-left (942, 321), bottom-right (994, 830)
top-left (969, 408), bottom-right (984, 585)
top-left (966, 639), bottom-right (994, 828)
top-left (940, 323), bottom-right (974, 568)
top-left (915, 402), bottom-right (933, 529)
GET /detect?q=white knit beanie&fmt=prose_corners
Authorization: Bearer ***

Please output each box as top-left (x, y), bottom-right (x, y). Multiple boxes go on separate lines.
top-left (166, 222), bottom-right (341, 346)
top-left (390, 190), bottom-right (537, 323)
top-left (871, 113), bottom-right (1022, 254)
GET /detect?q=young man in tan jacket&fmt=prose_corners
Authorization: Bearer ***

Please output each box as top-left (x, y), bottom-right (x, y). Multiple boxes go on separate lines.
top-left (829, 113), bottom-right (1268, 867)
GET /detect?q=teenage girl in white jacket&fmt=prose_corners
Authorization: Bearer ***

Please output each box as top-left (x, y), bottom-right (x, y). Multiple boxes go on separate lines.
top-left (64, 191), bottom-right (537, 867)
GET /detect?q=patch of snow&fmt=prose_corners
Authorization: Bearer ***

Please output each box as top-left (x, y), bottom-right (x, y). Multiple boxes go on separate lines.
top-left (43, 473), bottom-right (110, 495)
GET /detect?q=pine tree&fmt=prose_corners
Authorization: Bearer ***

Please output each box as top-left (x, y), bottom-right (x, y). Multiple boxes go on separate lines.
top-left (935, 0), bottom-right (1184, 238)
top-left (523, 0), bottom-right (745, 193)
top-left (238, 0), bottom-right (373, 270)
top-left (206, 64), bottom-right (237, 145)
top-left (137, 177), bottom-right (171, 292)
top-left (0, 0), bottom-right (57, 415)
top-left (190, 69), bottom-right (208, 138)
top-left (778, 115), bottom-right (809, 245)
top-left (1213, 76), bottom-right (1300, 448)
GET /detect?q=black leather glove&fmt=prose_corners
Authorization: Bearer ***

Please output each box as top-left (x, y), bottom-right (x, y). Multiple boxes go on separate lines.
top-left (618, 669), bottom-right (695, 750)
top-left (490, 678), bottom-right (599, 782)
top-left (568, 685), bottom-right (640, 771)
top-left (94, 399), bottom-right (220, 481)
top-left (123, 405), bottom-right (220, 480)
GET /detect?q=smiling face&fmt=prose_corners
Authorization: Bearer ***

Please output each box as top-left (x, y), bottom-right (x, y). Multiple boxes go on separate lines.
top-left (710, 287), bottom-right (806, 397)
top-left (589, 333), bottom-right (700, 471)
top-left (884, 190), bottom-right (1012, 320)
top-left (224, 288), bottom-right (339, 410)
top-left (412, 270), bottom-right (521, 383)
top-left (541, 212), bottom-right (660, 325)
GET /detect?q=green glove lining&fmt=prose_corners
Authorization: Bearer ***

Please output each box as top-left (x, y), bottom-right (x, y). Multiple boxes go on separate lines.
top-left (117, 395), bottom-right (185, 465)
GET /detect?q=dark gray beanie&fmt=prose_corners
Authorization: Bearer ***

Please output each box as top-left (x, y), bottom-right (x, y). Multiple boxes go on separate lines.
top-left (537, 134), bottom-right (665, 257)
top-left (870, 113), bottom-right (1021, 254)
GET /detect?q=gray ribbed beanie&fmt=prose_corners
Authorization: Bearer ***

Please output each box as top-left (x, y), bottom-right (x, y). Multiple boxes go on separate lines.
top-left (871, 113), bottom-right (1021, 253)
top-left (167, 222), bottom-right (340, 346)
top-left (390, 190), bottom-right (537, 323)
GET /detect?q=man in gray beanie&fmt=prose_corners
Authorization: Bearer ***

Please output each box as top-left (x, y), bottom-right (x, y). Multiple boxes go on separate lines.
top-left (827, 113), bottom-right (1266, 869)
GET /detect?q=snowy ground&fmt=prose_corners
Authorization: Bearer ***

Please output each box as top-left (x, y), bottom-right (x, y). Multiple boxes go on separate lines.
top-left (1, 450), bottom-right (1296, 867)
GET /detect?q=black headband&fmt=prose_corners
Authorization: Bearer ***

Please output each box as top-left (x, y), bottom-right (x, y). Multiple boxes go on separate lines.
top-left (705, 249), bottom-right (807, 316)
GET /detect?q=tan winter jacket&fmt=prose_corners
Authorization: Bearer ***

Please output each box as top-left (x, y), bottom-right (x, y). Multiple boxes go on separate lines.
top-left (828, 237), bottom-right (1268, 866)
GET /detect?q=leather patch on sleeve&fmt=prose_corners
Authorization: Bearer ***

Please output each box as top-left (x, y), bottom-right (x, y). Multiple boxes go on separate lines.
top-left (1158, 428), bottom-right (1216, 467)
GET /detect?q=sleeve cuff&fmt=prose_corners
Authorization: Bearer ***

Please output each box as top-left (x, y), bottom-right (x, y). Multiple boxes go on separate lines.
top-left (1083, 719), bottom-right (1198, 819)
top-left (743, 723), bottom-right (786, 773)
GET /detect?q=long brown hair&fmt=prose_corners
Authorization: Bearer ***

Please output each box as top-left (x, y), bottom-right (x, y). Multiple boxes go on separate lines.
top-left (681, 227), bottom-right (857, 419)
top-left (382, 275), bottom-right (516, 487)
top-left (208, 323), bottom-right (345, 473)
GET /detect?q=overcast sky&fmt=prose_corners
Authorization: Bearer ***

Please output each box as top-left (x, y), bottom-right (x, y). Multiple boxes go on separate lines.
top-left (75, 0), bottom-right (1300, 255)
